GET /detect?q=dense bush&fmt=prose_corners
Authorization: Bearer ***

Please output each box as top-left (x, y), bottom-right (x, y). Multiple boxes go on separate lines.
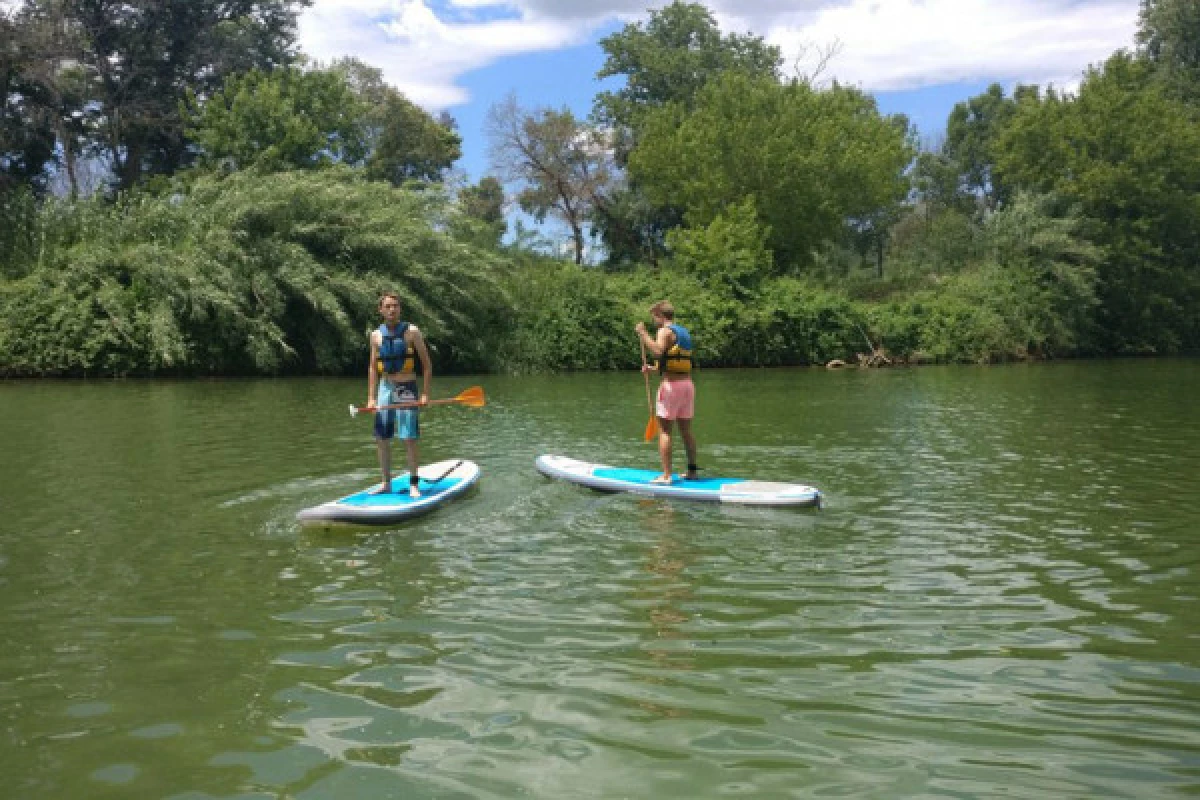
top-left (0, 169), bottom-right (509, 377)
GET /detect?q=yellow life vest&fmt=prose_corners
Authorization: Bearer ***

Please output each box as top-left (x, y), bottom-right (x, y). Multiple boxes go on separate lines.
top-left (376, 323), bottom-right (416, 374)
top-left (658, 323), bottom-right (693, 374)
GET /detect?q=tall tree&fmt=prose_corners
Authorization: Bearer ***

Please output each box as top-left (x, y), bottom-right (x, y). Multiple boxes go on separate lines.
top-left (333, 59), bottom-right (461, 186)
top-left (187, 66), bottom-right (369, 172)
top-left (1, 5), bottom-right (60, 194)
top-left (486, 95), bottom-right (613, 265)
top-left (629, 73), bottom-right (913, 271)
top-left (1137, 0), bottom-right (1200, 103)
top-left (591, 1), bottom-right (782, 265)
top-left (944, 83), bottom-right (1038, 211)
top-left (995, 52), bottom-right (1200, 352)
top-left (593, 1), bottom-right (782, 139)
top-left (61, 0), bottom-right (308, 191)
top-left (454, 176), bottom-right (506, 248)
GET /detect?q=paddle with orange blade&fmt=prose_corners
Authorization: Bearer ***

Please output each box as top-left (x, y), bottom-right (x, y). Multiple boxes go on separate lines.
top-left (349, 385), bottom-right (486, 417)
top-left (640, 340), bottom-right (660, 442)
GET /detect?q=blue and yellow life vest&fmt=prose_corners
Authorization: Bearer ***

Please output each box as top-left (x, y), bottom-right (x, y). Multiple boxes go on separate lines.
top-left (659, 323), bottom-right (693, 374)
top-left (377, 322), bottom-right (416, 374)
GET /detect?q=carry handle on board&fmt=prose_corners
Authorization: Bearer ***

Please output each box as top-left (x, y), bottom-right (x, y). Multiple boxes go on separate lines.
top-left (349, 386), bottom-right (486, 417)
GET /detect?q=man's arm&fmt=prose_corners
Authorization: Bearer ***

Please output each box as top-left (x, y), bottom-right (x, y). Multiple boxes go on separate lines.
top-left (410, 326), bottom-right (433, 404)
top-left (655, 326), bottom-right (675, 358)
top-left (636, 322), bottom-right (665, 358)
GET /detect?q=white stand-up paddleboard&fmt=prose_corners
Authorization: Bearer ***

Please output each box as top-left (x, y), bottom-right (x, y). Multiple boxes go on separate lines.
top-left (535, 454), bottom-right (821, 508)
top-left (297, 459), bottom-right (480, 525)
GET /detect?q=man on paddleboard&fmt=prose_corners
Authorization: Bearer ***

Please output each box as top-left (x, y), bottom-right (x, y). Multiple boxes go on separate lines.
top-left (368, 292), bottom-right (432, 497)
top-left (636, 300), bottom-right (700, 484)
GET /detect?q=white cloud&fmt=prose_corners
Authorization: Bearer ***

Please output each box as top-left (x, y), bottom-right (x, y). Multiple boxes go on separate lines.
top-left (298, 0), bottom-right (588, 108)
top-left (753, 0), bottom-right (1139, 90)
top-left (297, 0), bottom-right (1140, 109)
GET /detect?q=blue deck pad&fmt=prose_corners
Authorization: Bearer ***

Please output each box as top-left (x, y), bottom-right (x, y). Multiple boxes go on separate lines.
top-left (593, 468), bottom-right (743, 492)
top-left (339, 477), bottom-right (462, 507)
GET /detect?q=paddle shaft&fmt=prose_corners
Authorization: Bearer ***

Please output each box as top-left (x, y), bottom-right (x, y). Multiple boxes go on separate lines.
top-left (640, 340), bottom-right (660, 441)
top-left (351, 386), bottom-right (485, 416)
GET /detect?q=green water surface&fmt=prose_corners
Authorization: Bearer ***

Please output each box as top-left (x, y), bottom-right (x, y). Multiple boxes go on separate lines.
top-left (1, 361), bottom-right (1197, 798)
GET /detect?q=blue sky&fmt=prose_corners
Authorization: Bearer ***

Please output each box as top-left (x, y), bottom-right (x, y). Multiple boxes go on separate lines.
top-left (297, 0), bottom-right (1141, 187)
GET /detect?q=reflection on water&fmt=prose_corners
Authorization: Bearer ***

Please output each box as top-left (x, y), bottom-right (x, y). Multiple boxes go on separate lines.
top-left (0, 362), bottom-right (1198, 798)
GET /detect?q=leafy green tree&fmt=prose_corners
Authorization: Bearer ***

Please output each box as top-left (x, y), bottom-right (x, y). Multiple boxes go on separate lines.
top-left (591, 1), bottom-right (782, 265)
top-left (665, 196), bottom-right (773, 299)
top-left (452, 176), bottom-right (506, 248)
top-left (333, 58), bottom-right (461, 186)
top-left (1137, 0), bottom-right (1200, 103)
top-left (58, 0), bottom-right (309, 191)
top-left (187, 66), bottom-right (369, 172)
top-left (594, 1), bottom-right (782, 137)
top-left (995, 52), bottom-right (1200, 352)
top-left (629, 73), bottom-right (913, 271)
top-left (1, 6), bottom-right (59, 194)
top-left (944, 83), bottom-right (1039, 211)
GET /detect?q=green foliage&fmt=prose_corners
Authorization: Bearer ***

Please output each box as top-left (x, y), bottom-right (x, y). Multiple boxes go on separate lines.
top-left (630, 73), bottom-right (913, 271)
top-left (943, 83), bottom-right (1038, 210)
top-left (487, 97), bottom-right (613, 265)
top-left (593, 1), bottom-right (782, 136)
top-left (493, 262), bottom-right (636, 373)
top-left (664, 196), bottom-right (773, 298)
top-left (61, 0), bottom-right (307, 190)
top-left (0, 168), bottom-right (510, 376)
top-left (187, 66), bottom-right (369, 172)
top-left (1137, 0), bottom-right (1200, 103)
top-left (0, 9), bottom-right (58, 194)
top-left (365, 92), bottom-right (462, 186)
top-left (996, 52), bottom-right (1200, 352)
top-left (451, 177), bottom-right (506, 249)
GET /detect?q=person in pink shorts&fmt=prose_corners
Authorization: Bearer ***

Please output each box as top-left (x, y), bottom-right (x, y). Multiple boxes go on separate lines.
top-left (635, 300), bottom-right (700, 484)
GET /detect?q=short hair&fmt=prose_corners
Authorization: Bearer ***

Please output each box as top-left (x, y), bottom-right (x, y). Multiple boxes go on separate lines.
top-left (649, 300), bottom-right (674, 320)
top-left (379, 291), bottom-right (400, 307)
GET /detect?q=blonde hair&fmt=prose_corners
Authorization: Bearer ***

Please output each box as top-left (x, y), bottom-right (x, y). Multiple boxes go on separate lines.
top-left (649, 300), bottom-right (675, 320)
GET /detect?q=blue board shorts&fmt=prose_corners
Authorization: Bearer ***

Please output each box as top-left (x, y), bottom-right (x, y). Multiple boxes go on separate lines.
top-left (375, 379), bottom-right (420, 440)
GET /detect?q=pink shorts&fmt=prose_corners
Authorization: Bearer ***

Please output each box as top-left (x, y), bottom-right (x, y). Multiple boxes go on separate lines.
top-left (656, 378), bottom-right (695, 420)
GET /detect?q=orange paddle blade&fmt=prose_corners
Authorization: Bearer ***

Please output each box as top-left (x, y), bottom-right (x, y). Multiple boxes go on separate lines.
top-left (455, 386), bottom-right (486, 408)
top-left (644, 415), bottom-right (660, 442)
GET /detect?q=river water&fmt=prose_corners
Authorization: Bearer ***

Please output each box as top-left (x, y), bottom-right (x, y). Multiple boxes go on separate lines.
top-left (1, 361), bottom-right (1197, 798)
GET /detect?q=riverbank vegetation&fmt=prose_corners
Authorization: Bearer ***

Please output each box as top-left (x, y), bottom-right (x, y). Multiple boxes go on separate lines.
top-left (2, 1), bottom-right (1197, 376)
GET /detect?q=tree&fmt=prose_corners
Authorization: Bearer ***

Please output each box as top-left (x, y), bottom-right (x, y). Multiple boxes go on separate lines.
top-left (1, 5), bottom-right (60, 194)
top-left (629, 73), bottom-right (913, 271)
top-left (187, 66), bottom-right (369, 172)
top-left (486, 95), bottom-right (613, 265)
top-left (188, 59), bottom-right (461, 183)
top-left (593, 1), bottom-right (782, 139)
top-left (453, 176), bottom-right (506, 248)
top-left (60, 0), bottom-right (308, 191)
top-left (1137, 0), bottom-right (1200, 103)
top-left (944, 83), bottom-right (1038, 211)
top-left (995, 52), bottom-right (1200, 352)
top-left (333, 58), bottom-right (461, 186)
top-left (591, 1), bottom-right (782, 265)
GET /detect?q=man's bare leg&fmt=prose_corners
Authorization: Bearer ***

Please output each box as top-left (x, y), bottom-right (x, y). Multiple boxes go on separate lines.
top-left (372, 438), bottom-right (393, 493)
top-left (677, 418), bottom-right (698, 479)
top-left (653, 417), bottom-right (675, 483)
top-left (404, 439), bottom-right (421, 498)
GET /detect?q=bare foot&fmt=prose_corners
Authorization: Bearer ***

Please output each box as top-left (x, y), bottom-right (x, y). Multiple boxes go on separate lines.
top-left (649, 475), bottom-right (673, 485)
top-left (408, 485), bottom-right (421, 499)
top-left (369, 482), bottom-right (392, 495)
top-left (684, 471), bottom-right (699, 481)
